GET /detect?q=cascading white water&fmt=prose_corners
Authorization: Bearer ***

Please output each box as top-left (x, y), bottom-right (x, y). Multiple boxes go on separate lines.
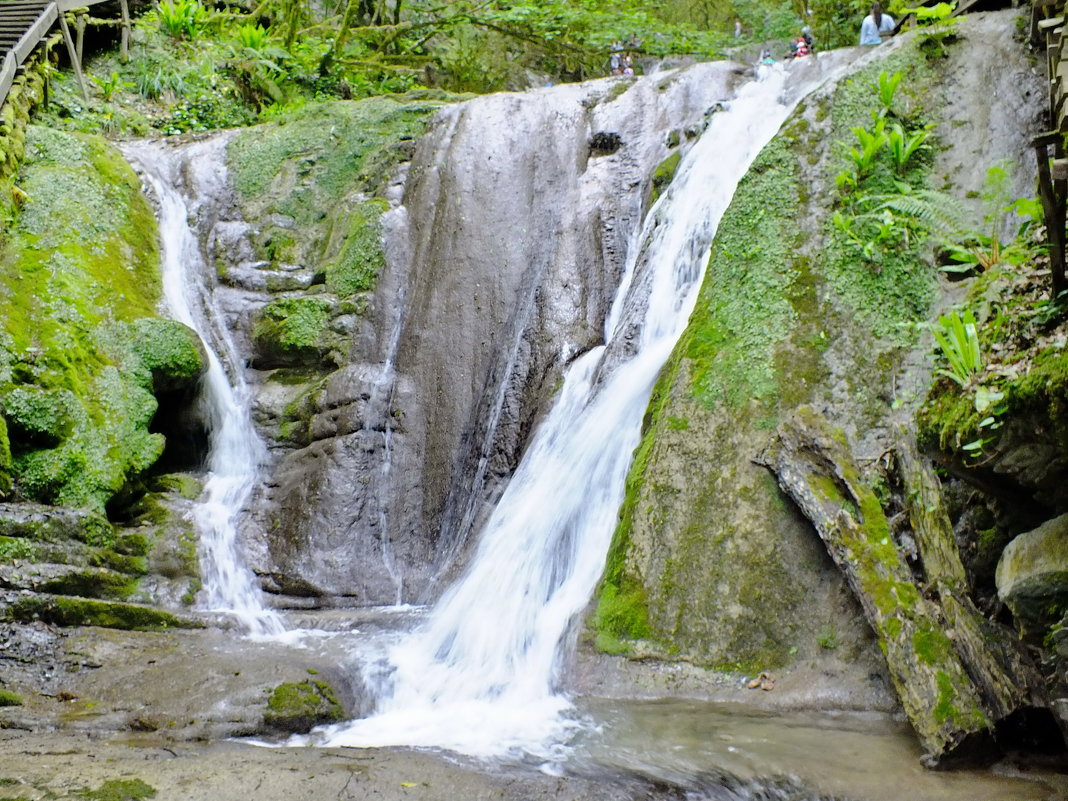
top-left (306, 63), bottom-right (836, 758)
top-left (123, 140), bottom-right (284, 638)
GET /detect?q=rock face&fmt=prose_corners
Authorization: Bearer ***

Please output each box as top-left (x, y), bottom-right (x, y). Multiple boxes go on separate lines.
top-left (592, 12), bottom-right (1045, 672)
top-left (996, 513), bottom-right (1068, 637)
top-left (245, 67), bottom-right (750, 601)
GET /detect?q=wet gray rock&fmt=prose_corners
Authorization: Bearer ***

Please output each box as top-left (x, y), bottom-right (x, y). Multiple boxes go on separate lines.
top-left (255, 64), bottom-right (750, 601)
top-left (996, 513), bottom-right (1068, 637)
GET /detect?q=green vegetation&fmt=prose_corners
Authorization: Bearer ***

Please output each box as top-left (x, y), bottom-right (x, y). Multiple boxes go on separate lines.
top-left (0, 128), bottom-right (205, 513)
top-left (0, 689), bottom-right (23, 707)
top-left (931, 310), bottom-right (981, 387)
top-left (5, 596), bottom-right (199, 630)
top-left (77, 779), bottom-right (157, 801)
top-left (264, 679), bottom-right (344, 733)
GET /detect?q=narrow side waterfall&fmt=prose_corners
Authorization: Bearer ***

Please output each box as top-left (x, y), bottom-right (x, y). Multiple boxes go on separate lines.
top-left (124, 140), bottom-right (284, 638)
top-left (309, 64), bottom-right (836, 757)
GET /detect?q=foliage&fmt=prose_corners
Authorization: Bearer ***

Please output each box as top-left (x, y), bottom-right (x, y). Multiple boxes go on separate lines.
top-left (154, 0), bottom-right (210, 41)
top-left (903, 1), bottom-right (956, 24)
top-left (931, 309), bottom-right (981, 387)
top-left (90, 71), bottom-right (133, 102)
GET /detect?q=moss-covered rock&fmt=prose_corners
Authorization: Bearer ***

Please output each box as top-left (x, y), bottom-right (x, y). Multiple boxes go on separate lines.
top-left (252, 296), bottom-right (336, 368)
top-left (263, 679), bottom-right (344, 733)
top-left (591, 39), bottom-right (944, 668)
top-left (996, 513), bottom-right (1068, 638)
top-left (0, 127), bottom-right (205, 513)
top-left (4, 595), bottom-right (199, 630)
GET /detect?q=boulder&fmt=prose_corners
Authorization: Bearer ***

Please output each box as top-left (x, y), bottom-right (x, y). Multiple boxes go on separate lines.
top-left (996, 513), bottom-right (1068, 637)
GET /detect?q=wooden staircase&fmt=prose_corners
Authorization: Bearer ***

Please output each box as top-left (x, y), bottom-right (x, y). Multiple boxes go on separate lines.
top-left (0, 0), bottom-right (58, 103)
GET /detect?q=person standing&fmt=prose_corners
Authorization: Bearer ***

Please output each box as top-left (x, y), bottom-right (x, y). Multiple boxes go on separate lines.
top-left (859, 2), bottom-right (895, 45)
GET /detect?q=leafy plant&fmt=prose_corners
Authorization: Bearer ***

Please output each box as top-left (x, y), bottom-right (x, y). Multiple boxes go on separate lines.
top-left (90, 71), bottom-right (132, 101)
top-left (156, 0), bottom-right (208, 40)
top-left (848, 117), bottom-right (888, 178)
top-left (235, 22), bottom-right (271, 52)
top-left (904, 1), bottom-right (956, 24)
top-left (875, 70), bottom-right (901, 116)
top-left (931, 309), bottom-right (981, 386)
top-left (886, 123), bottom-right (930, 173)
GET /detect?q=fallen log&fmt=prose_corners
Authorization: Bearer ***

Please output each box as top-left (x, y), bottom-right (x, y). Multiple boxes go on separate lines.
top-left (893, 440), bottom-right (1044, 724)
top-left (757, 407), bottom-right (1022, 765)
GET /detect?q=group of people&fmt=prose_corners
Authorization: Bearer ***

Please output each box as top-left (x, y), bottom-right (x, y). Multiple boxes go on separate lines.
top-left (609, 34), bottom-right (642, 76)
top-left (756, 2), bottom-right (894, 66)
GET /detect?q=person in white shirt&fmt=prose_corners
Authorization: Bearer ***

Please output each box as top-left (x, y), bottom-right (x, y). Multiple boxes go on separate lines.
top-left (859, 2), bottom-right (895, 45)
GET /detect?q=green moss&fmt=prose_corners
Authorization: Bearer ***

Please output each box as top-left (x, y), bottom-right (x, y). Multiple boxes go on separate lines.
top-left (264, 679), bottom-right (344, 733)
top-left (594, 580), bottom-right (651, 641)
top-left (5, 596), bottom-right (198, 630)
top-left (0, 535), bottom-right (34, 563)
top-left (0, 127), bottom-right (174, 513)
top-left (684, 137), bottom-right (799, 411)
top-left (229, 98), bottom-right (434, 201)
top-left (77, 779), bottom-right (156, 801)
top-left (150, 473), bottom-right (203, 501)
top-left (912, 624), bottom-right (953, 666)
top-left (252, 297), bottom-right (333, 366)
top-left (39, 568), bottom-right (137, 599)
top-left (0, 689), bottom-right (22, 707)
top-left (128, 319), bottom-right (205, 392)
top-left (650, 151), bottom-right (682, 204)
top-left (323, 199), bottom-right (388, 297)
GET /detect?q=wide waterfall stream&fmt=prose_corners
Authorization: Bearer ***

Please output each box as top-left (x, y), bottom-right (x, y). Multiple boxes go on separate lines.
top-left (123, 139), bottom-right (284, 638)
top-left (292, 64), bottom-right (837, 759)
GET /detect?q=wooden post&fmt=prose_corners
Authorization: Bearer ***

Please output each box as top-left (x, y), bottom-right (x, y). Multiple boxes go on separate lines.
top-left (119, 0), bottom-right (131, 63)
top-left (58, 13), bottom-right (87, 101)
top-left (75, 12), bottom-right (85, 66)
top-left (1035, 133), bottom-right (1068, 297)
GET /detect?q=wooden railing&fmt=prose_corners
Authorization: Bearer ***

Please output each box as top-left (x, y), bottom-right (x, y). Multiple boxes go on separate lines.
top-left (0, 0), bottom-right (122, 110)
top-left (1032, 0), bottom-right (1068, 295)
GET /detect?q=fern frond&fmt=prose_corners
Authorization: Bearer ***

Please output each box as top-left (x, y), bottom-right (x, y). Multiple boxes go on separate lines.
top-left (873, 189), bottom-right (974, 238)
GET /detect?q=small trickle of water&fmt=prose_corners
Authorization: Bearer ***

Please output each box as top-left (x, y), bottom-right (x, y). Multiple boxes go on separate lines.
top-left (124, 139), bottom-right (284, 638)
top-left (300, 63), bottom-right (837, 758)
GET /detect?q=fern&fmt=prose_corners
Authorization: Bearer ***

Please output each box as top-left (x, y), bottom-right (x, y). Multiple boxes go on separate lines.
top-left (874, 188), bottom-right (973, 239)
top-left (931, 309), bottom-right (981, 386)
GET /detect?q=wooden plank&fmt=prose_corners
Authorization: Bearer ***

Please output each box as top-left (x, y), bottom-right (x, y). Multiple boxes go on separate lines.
top-left (57, 10), bottom-right (85, 100)
top-left (11, 2), bottom-right (55, 63)
top-left (118, 0), bottom-right (128, 61)
top-left (0, 51), bottom-right (15, 110)
top-left (1039, 15), bottom-right (1064, 29)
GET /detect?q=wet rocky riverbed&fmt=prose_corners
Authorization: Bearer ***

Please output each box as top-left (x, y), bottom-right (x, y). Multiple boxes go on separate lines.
top-left (1, 619), bottom-right (1066, 801)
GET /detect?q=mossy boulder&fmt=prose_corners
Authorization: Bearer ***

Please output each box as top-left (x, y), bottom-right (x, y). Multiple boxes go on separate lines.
top-left (0, 127), bottom-right (205, 513)
top-left (4, 595), bottom-right (199, 630)
top-left (263, 679), bottom-right (344, 734)
top-left (228, 98), bottom-right (435, 280)
top-left (996, 513), bottom-right (1068, 638)
top-left (251, 297), bottom-right (336, 368)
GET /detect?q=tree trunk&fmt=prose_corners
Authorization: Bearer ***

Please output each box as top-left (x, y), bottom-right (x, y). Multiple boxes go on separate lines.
top-left (756, 407), bottom-right (1038, 764)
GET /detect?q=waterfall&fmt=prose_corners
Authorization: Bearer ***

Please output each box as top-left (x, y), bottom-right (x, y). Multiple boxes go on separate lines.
top-left (304, 63), bottom-right (837, 758)
top-left (124, 139), bottom-right (285, 638)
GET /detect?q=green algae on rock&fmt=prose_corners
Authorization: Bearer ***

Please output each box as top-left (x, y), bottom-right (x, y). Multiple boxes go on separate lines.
top-left (591, 38), bottom-right (946, 670)
top-left (264, 679), bottom-right (344, 734)
top-left (0, 127), bottom-right (205, 513)
top-left (4, 595), bottom-right (199, 630)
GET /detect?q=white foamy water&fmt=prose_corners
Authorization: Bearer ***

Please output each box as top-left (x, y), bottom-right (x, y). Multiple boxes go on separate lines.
top-left (124, 140), bottom-right (285, 638)
top-left (302, 63), bottom-right (838, 758)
